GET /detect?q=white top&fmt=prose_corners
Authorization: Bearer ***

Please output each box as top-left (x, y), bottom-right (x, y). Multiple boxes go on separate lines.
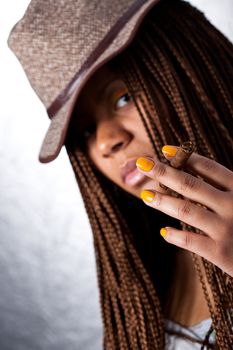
top-left (165, 318), bottom-right (216, 349)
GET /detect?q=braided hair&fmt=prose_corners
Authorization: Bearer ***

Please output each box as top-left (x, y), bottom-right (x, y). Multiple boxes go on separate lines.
top-left (65, 0), bottom-right (233, 348)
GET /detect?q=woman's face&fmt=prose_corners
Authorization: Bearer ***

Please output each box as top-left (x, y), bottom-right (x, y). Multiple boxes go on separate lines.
top-left (75, 64), bottom-right (167, 198)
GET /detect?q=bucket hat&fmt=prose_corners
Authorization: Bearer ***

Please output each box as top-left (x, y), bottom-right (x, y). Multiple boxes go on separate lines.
top-left (8, 0), bottom-right (161, 163)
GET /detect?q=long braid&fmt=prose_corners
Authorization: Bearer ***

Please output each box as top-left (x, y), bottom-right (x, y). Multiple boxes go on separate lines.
top-left (67, 147), bottom-right (165, 348)
top-left (65, 0), bottom-right (233, 348)
top-left (149, 21), bottom-right (233, 159)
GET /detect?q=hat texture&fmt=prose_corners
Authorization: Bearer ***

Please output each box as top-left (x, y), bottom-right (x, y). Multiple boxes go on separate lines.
top-left (8, 0), bottom-right (161, 163)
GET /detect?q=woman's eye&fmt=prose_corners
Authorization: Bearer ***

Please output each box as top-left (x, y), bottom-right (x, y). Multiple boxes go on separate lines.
top-left (114, 92), bottom-right (131, 110)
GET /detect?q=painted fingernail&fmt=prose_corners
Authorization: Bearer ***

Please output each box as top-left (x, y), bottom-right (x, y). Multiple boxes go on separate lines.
top-left (160, 228), bottom-right (167, 237)
top-left (140, 190), bottom-right (155, 202)
top-left (136, 157), bottom-right (154, 171)
top-left (162, 145), bottom-right (177, 158)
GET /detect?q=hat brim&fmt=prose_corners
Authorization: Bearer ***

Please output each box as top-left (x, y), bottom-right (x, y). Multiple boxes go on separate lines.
top-left (39, 0), bottom-right (161, 163)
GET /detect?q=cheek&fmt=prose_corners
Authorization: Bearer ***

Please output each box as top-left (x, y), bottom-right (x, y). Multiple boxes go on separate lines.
top-left (88, 148), bottom-right (119, 183)
top-left (124, 108), bottom-right (150, 141)
top-left (101, 164), bottom-right (121, 185)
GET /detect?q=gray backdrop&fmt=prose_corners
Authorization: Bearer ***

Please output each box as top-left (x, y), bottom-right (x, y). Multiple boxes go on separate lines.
top-left (0, 1), bottom-right (232, 349)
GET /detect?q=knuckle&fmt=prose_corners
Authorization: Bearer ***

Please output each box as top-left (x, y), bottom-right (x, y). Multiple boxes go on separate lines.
top-left (201, 158), bottom-right (218, 172)
top-left (180, 174), bottom-right (201, 193)
top-left (154, 192), bottom-right (162, 206)
top-left (155, 163), bottom-right (166, 178)
top-left (184, 233), bottom-right (191, 249)
top-left (215, 240), bottom-right (232, 260)
top-left (178, 200), bottom-right (192, 220)
top-left (181, 233), bottom-right (192, 249)
top-left (212, 220), bottom-right (233, 255)
top-left (218, 220), bottom-right (232, 237)
top-left (219, 192), bottom-right (233, 218)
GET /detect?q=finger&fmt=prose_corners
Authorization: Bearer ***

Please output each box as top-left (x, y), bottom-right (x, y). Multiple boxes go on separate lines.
top-left (136, 157), bottom-right (223, 213)
top-left (160, 226), bottom-right (216, 262)
top-left (185, 153), bottom-right (233, 191)
top-left (140, 190), bottom-right (219, 237)
top-left (162, 146), bottom-right (233, 191)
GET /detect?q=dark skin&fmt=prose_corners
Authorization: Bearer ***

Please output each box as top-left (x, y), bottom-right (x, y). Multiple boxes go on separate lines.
top-left (74, 64), bottom-right (233, 326)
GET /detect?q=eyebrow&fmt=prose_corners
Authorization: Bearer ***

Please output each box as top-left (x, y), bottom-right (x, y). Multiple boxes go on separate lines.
top-left (96, 77), bottom-right (119, 100)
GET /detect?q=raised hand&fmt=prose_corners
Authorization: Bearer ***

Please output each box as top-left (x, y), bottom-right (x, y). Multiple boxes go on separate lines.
top-left (136, 146), bottom-right (233, 277)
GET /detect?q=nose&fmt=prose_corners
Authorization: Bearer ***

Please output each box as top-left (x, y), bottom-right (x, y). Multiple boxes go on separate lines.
top-left (96, 119), bottom-right (132, 158)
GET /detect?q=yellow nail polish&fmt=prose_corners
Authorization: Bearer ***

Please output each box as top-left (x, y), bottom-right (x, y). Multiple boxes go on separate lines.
top-left (162, 145), bottom-right (177, 158)
top-left (160, 228), bottom-right (167, 237)
top-left (140, 190), bottom-right (155, 202)
top-left (136, 157), bottom-right (154, 171)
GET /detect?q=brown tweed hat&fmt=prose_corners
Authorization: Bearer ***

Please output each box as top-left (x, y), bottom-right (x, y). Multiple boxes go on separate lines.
top-left (8, 0), bottom-right (161, 163)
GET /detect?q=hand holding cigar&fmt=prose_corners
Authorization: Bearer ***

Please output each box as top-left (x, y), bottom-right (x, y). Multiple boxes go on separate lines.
top-left (137, 143), bottom-right (233, 277)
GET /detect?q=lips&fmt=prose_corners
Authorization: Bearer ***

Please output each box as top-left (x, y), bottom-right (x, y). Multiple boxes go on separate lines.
top-left (120, 158), bottom-right (147, 187)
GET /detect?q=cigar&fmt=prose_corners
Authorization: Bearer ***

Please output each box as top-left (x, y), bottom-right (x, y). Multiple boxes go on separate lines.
top-left (170, 140), bottom-right (194, 169)
top-left (159, 141), bottom-right (194, 190)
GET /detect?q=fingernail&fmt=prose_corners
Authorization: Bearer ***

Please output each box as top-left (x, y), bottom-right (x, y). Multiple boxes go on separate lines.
top-left (136, 157), bottom-right (154, 171)
top-left (140, 190), bottom-right (155, 202)
top-left (162, 145), bottom-right (177, 158)
top-left (160, 228), bottom-right (167, 237)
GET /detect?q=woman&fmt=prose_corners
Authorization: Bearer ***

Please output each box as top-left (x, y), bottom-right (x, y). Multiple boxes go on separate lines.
top-left (8, 0), bottom-right (233, 348)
